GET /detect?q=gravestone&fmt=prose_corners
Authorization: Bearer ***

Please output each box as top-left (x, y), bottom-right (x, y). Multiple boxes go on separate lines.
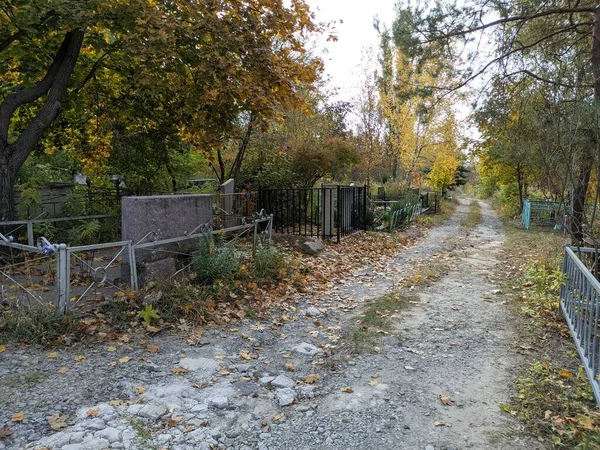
top-left (121, 195), bottom-right (213, 285)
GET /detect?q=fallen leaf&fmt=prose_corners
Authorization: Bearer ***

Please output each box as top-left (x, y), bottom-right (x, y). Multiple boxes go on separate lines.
top-left (183, 425), bottom-right (196, 433)
top-left (11, 412), bottom-right (25, 422)
top-left (171, 367), bottom-right (188, 374)
top-left (368, 380), bottom-right (378, 387)
top-left (119, 334), bottom-right (131, 343)
top-left (304, 374), bottom-right (320, 384)
top-left (240, 351), bottom-right (252, 360)
top-left (284, 363), bottom-right (295, 372)
top-left (74, 356), bottom-right (86, 362)
top-left (168, 417), bottom-right (183, 427)
top-left (273, 413), bottom-right (285, 421)
top-left (109, 400), bottom-right (123, 407)
top-left (374, 346), bottom-right (381, 353)
top-left (86, 409), bottom-right (99, 417)
top-left (0, 345), bottom-right (5, 353)
top-left (58, 367), bottom-right (69, 374)
top-left (439, 395), bottom-right (454, 406)
top-left (146, 344), bottom-right (160, 353)
top-left (106, 346), bottom-right (117, 352)
top-left (340, 387), bottom-right (354, 394)
top-left (48, 413), bottom-right (68, 431)
top-left (499, 403), bottom-right (517, 416)
top-left (47, 352), bottom-right (59, 359)
top-left (215, 355), bottom-right (225, 360)
top-left (119, 356), bottom-right (132, 364)
top-left (0, 427), bottom-right (12, 438)
top-left (219, 370), bottom-right (231, 376)
top-left (577, 415), bottom-right (595, 431)
top-left (134, 386), bottom-right (146, 395)
top-left (559, 369), bottom-right (573, 379)
top-left (433, 420), bottom-right (446, 427)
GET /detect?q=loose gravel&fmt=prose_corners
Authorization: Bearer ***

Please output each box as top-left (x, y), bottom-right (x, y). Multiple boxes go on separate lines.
top-left (0, 197), bottom-right (544, 450)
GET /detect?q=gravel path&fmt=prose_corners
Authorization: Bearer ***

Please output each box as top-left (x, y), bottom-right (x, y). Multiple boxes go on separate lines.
top-left (0, 197), bottom-right (542, 450)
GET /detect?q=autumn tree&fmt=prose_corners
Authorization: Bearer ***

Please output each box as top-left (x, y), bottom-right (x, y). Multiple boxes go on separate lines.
top-left (0, 0), bottom-right (323, 219)
top-left (400, 0), bottom-right (598, 242)
top-left (376, 12), bottom-right (461, 190)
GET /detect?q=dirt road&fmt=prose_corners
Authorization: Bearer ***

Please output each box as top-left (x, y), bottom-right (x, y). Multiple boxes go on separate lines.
top-left (1, 197), bottom-right (541, 450)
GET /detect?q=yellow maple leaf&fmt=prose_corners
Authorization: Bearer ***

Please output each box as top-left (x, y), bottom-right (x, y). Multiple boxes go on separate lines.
top-left (559, 369), bottom-right (573, 379)
top-left (118, 356), bottom-right (132, 364)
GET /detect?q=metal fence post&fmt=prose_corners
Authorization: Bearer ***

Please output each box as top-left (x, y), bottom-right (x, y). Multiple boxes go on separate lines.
top-left (27, 220), bottom-right (34, 247)
top-left (56, 244), bottom-right (70, 314)
top-left (336, 185), bottom-right (341, 243)
top-left (128, 242), bottom-right (139, 291)
top-left (252, 220), bottom-right (259, 256)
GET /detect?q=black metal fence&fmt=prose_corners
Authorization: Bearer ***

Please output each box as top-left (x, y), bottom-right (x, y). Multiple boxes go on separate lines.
top-left (420, 192), bottom-right (440, 213)
top-left (257, 185), bottom-right (368, 242)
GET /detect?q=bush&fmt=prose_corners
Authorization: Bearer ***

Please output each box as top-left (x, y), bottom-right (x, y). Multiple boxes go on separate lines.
top-left (194, 235), bottom-right (241, 283)
top-left (0, 306), bottom-right (75, 346)
top-left (154, 282), bottom-right (211, 324)
top-left (252, 245), bottom-right (286, 280)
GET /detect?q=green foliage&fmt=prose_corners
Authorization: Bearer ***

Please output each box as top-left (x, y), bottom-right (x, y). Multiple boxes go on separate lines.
top-left (138, 305), bottom-right (160, 325)
top-left (252, 245), bottom-right (286, 281)
top-left (0, 306), bottom-right (75, 346)
top-left (510, 362), bottom-right (600, 449)
top-left (194, 235), bottom-right (241, 284)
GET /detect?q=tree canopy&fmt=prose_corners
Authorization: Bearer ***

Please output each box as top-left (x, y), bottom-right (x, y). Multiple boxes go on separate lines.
top-left (0, 0), bottom-right (323, 218)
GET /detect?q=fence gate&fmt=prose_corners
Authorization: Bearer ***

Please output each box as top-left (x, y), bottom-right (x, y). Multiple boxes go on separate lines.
top-left (560, 246), bottom-right (600, 405)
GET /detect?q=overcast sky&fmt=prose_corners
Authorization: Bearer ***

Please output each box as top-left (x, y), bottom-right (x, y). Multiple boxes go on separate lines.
top-left (305, 1), bottom-right (397, 103)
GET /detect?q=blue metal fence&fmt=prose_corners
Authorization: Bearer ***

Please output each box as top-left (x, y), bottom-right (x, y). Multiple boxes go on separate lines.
top-left (521, 199), bottom-right (562, 230)
top-left (560, 246), bottom-right (600, 405)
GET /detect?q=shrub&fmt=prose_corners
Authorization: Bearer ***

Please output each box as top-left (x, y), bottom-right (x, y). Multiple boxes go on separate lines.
top-left (252, 245), bottom-right (286, 281)
top-left (156, 281), bottom-right (210, 324)
top-left (194, 235), bottom-right (241, 283)
top-left (0, 305), bottom-right (75, 346)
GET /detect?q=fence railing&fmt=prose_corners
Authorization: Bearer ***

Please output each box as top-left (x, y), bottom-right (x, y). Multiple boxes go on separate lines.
top-left (522, 199), bottom-right (564, 230)
top-left (560, 246), bottom-right (600, 405)
top-left (0, 215), bottom-right (273, 314)
top-left (257, 185), bottom-right (368, 242)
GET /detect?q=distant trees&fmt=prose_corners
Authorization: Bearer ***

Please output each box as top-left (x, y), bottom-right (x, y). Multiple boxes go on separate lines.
top-left (396, 0), bottom-right (599, 242)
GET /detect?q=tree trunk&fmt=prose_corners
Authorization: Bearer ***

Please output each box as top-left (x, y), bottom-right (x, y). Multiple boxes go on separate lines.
top-left (0, 161), bottom-right (16, 221)
top-left (0, 30), bottom-right (85, 220)
top-left (571, 2), bottom-right (600, 244)
top-left (517, 163), bottom-right (524, 214)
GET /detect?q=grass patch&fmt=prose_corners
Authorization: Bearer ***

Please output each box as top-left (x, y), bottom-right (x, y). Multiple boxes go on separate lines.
top-left (460, 200), bottom-right (482, 229)
top-left (417, 197), bottom-right (459, 227)
top-left (0, 305), bottom-right (76, 346)
top-left (128, 418), bottom-right (157, 450)
top-left (498, 221), bottom-right (600, 448)
top-left (404, 261), bottom-right (450, 287)
top-left (348, 292), bottom-right (416, 354)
